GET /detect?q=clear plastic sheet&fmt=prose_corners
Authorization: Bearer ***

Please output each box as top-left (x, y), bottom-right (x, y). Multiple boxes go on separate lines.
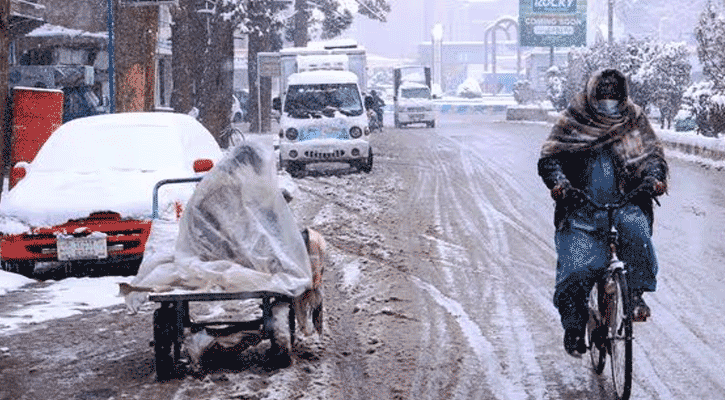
top-left (124, 140), bottom-right (312, 311)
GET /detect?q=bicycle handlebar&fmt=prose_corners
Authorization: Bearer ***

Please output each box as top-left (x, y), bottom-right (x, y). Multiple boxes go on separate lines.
top-left (567, 183), bottom-right (654, 212)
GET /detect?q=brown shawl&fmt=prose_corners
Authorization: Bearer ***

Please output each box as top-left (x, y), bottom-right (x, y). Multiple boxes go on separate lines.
top-left (540, 69), bottom-right (665, 180)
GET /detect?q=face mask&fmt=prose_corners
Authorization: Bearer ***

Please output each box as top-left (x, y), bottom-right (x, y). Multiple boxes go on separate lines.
top-left (598, 99), bottom-right (620, 116)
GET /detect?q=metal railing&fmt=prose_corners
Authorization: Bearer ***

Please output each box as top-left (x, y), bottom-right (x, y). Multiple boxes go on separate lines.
top-left (151, 177), bottom-right (203, 219)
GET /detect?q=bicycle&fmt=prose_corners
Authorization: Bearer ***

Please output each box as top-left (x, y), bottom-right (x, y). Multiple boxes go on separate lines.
top-left (220, 125), bottom-right (245, 149)
top-left (567, 184), bottom-right (654, 400)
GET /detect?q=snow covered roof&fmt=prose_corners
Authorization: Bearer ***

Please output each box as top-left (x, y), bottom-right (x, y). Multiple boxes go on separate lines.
top-left (279, 39), bottom-right (365, 57)
top-left (307, 38), bottom-right (362, 50)
top-left (11, 86), bottom-right (63, 94)
top-left (26, 23), bottom-right (107, 40)
top-left (288, 70), bottom-right (360, 86)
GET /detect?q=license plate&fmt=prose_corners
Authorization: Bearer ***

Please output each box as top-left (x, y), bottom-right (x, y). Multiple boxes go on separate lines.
top-left (57, 234), bottom-right (108, 261)
top-left (411, 114), bottom-right (424, 121)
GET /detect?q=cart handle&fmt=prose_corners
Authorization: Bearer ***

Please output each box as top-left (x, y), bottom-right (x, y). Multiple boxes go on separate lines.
top-left (151, 177), bottom-right (204, 219)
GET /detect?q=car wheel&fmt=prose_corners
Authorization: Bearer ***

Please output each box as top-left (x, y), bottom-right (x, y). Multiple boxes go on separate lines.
top-left (1, 260), bottom-right (35, 278)
top-left (286, 161), bottom-right (305, 178)
top-left (429, 120), bottom-right (435, 128)
top-left (359, 149), bottom-right (373, 173)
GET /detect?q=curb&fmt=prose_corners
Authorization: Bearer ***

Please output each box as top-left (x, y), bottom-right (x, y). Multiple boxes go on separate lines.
top-left (519, 110), bottom-right (725, 162)
top-left (659, 137), bottom-right (725, 161)
top-left (384, 103), bottom-right (513, 115)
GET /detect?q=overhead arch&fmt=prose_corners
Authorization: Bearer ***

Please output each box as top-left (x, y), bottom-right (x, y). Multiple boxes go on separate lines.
top-left (484, 16), bottom-right (521, 80)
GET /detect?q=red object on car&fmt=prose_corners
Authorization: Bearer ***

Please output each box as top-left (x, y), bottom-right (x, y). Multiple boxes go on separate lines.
top-left (10, 87), bottom-right (64, 189)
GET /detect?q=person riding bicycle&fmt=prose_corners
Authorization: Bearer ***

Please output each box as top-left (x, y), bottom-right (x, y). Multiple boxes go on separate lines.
top-left (370, 89), bottom-right (385, 128)
top-left (537, 68), bottom-right (668, 357)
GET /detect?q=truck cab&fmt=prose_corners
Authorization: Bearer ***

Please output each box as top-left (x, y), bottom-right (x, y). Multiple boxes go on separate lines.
top-left (394, 82), bottom-right (435, 128)
top-left (278, 70), bottom-right (372, 175)
top-left (393, 66), bottom-right (436, 129)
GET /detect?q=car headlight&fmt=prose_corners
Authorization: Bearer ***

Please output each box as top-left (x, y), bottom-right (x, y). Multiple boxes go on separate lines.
top-left (285, 128), bottom-right (299, 140)
top-left (350, 126), bottom-right (363, 138)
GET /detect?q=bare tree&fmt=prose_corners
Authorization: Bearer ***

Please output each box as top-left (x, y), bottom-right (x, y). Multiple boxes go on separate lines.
top-left (171, 0), bottom-right (234, 145)
top-left (114, 1), bottom-right (158, 112)
top-left (245, 0), bottom-right (285, 133)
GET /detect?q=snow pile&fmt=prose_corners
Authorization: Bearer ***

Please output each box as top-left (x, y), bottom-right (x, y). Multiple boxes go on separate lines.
top-left (0, 275), bottom-right (133, 334)
top-left (457, 78), bottom-right (483, 98)
top-left (0, 271), bottom-right (34, 296)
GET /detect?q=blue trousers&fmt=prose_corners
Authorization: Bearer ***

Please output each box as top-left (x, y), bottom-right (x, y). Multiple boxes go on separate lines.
top-left (554, 204), bottom-right (658, 330)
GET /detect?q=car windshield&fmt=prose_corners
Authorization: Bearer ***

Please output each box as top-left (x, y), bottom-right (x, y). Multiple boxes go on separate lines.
top-left (401, 87), bottom-right (431, 99)
top-left (34, 124), bottom-right (183, 173)
top-left (284, 83), bottom-right (363, 117)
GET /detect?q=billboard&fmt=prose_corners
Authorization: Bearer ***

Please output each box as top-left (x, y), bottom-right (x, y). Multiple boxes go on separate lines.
top-left (519, 0), bottom-right (587, 47)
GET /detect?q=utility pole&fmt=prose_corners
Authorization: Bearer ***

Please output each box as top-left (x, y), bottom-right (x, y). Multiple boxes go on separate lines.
top-left (294, 0), bottom-right (307, 47)
top-left (106, 0), bottom-right (115, 113)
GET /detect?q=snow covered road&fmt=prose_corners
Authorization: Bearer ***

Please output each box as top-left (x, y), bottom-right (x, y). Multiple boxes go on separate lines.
top-left (1, 113), bottom-right (725, 399)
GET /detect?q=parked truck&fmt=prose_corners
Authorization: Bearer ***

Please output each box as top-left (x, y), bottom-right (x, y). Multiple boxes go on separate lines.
top-left (393, 66), bottom-right (436, 128)
top-left (275, 41), bottom-right (373, 175)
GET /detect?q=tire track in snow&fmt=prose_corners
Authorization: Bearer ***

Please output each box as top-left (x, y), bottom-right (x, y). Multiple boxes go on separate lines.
top-left (410, 135), bottom-right (551, 399)
top-left (412, 276), bottom-right (528, 400)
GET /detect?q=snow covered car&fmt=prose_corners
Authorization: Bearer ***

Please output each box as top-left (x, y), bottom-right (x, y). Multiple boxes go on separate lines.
top-left (0, 112), bottom-right (222, 277)
top-left (278, 70), bottom-right (373, 175)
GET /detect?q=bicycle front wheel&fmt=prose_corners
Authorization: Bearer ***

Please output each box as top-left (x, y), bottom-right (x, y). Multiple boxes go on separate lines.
top-left (587, 282), bottom-right (606, 374)
top-left (609, 269), bottom-right (633, 400)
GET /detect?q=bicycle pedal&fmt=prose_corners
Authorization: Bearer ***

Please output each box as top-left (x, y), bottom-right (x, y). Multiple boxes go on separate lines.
top-left (632, 308), bottom-right (650, 322)
top-left (632, 313), bottom-right (649, 322)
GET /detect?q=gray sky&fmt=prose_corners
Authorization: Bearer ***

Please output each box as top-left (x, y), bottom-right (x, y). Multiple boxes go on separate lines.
top-left (345, 0), bottom-right (709, 60)
top-left (347, 1), bottom-right (427, 59)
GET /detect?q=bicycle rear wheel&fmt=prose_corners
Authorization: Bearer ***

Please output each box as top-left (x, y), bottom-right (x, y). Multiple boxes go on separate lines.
top-left (609, 269), bottom-right (633, 400)
top-left (586, 282), bottom-right (606, 374)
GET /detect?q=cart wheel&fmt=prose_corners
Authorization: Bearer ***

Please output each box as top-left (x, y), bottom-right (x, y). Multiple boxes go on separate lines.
top-left (288, 303), bottom-right (296, 348)
top-left (312, 301), bottom-right (323, 335)
top-left (153, 307), bottom-right (177, 380)
top-left (266, 303), bottom-right (292, 368)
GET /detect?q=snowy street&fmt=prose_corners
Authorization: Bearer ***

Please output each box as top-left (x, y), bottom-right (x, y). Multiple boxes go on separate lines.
top-left (1, 113), bottom-right (725, 399)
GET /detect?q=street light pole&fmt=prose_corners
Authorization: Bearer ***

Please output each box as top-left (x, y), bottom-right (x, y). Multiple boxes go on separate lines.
top-left (432, 23), bottom-right (443, 95)
top-left (107, 0), bottom-right (115, 113)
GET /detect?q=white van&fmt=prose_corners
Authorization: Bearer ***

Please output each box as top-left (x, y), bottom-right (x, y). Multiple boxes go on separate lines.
top-left (394, 81), bottom-right (436, 128)
top-left (278, 70), bottom-right (373, 175)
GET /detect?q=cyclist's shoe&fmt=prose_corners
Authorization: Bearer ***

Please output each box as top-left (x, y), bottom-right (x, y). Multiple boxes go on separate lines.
top-left (632, 291), bottom-right (651, 322)
top-left (564, 327), bottom-right (586, 357)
